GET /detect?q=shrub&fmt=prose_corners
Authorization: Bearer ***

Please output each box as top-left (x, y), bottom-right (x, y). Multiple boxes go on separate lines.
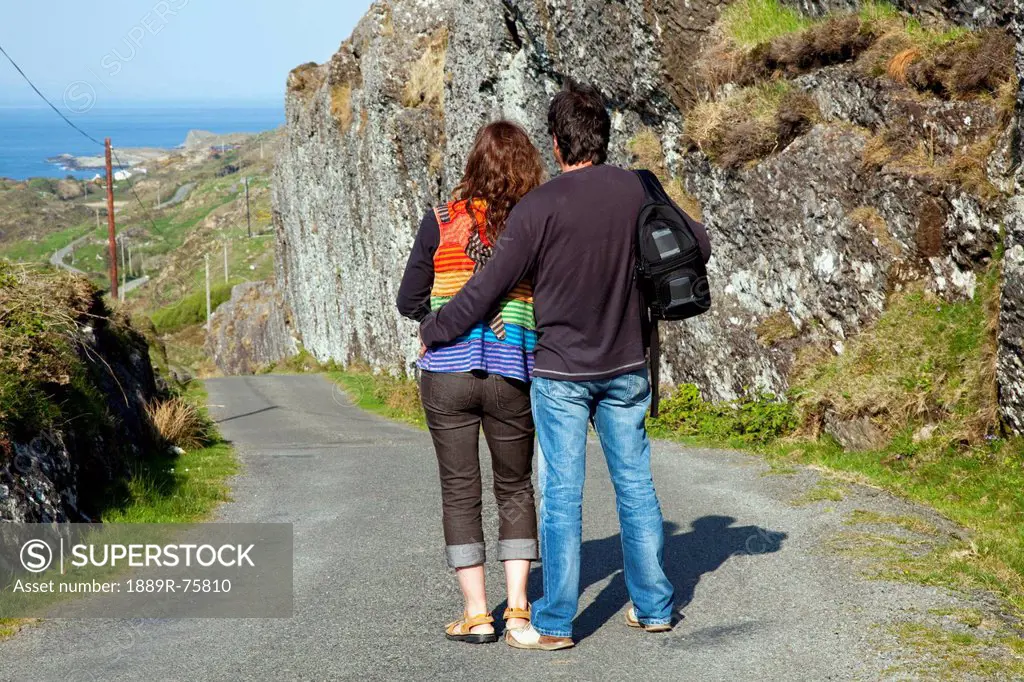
top-left (146, 398), bottom-right (210, 450)
top-left (651, 383), bottom-right (799, 445)
top-left (685, 83), bottom-right (819, 168)
top-left (27, 178), bottom-right (55, 194)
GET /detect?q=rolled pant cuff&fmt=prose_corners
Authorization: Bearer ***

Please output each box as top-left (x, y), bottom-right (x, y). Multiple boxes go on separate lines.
top-left (533, 625), bottom-right (573, 638)
top-left (445, 542), bottom-right (485, 569)
top-left (497, 538), bottom-right (538, 562)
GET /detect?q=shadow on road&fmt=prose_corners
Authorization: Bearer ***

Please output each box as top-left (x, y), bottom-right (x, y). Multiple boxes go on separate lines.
top-left (500, 516), bottom-right (787, 641)
top-left (214, 405), bottom-right (279, 424)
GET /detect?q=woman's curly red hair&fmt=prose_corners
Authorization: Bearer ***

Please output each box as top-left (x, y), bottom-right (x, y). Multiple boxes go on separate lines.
top-left (454, 121), bottom-right (545, 244)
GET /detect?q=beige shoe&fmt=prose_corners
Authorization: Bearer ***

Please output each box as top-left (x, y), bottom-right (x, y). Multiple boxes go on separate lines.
top-left (625, 607), bottom-right (673, 633)
top-left (504, 624), bottom-right (574, 650)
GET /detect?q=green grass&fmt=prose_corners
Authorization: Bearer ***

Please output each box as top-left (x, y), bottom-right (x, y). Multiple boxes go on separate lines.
top-left (0, 221), bottom-right (92, 264)
top-left (327, 369), bottom-right (425, 429)
top-left (649, 383), bottom-right (798, 445)
top-left (149, 281), bottom-right (237, 334)
top-left (858, 0), bottom-right (900, 23)
top-left (720, 0), bottom-right (812, 48)
top-left (101, 440), bottom-right (237, 523)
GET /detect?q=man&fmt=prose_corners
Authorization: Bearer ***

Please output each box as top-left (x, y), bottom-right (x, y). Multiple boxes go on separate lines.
top-left (420, 81), bottom-right (679, 650)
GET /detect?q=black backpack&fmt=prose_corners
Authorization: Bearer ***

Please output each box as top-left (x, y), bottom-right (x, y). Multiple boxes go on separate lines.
top-left (634, 169), bottom-right (712, 416)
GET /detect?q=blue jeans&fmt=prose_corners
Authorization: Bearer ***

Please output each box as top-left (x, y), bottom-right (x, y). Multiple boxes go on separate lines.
top-left (530, 369), bottom-right (674, 638)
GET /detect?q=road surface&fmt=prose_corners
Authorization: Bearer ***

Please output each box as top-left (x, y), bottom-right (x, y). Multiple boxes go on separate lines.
top-left (0, 375), bottom-right (970, 680)
top-left (155, 182), bottom-right (195, 210)
top-left (48, 234), bottom-right (89, 276)
top-left (50, 234), bottom-right (149, 295)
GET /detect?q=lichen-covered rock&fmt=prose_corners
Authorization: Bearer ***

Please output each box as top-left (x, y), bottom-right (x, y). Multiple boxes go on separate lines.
top-left (999, 196), bottom-right (1024, 434)
top-left (272, 0), bottom-right (1023, 430)
top-left (206, 281), bottom-right (299, 375)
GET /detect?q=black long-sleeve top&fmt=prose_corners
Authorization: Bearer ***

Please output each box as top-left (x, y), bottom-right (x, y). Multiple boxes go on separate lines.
top-left (396, 211), bottom-right (441, 322)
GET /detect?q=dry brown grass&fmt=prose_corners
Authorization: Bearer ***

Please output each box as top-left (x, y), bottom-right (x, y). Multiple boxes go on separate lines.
top-left (330, 84), bottom-right (354, 133)
top-left (887, 48), bottom-right (921, 83)
top-left (685, 83), bottom-right (819, 168)
top-left (757, 311), bottom-right (800, 346)
top-left (286, 63), bottom-right (325, 98)
top-left (848, 206), bottom-right (901, 256)
top-left (905, 29), bottom-right (1015, 98)
top-left (146, 398), bottom-right (209, 450)
top-left (402, 29), bottom-right (448, 111)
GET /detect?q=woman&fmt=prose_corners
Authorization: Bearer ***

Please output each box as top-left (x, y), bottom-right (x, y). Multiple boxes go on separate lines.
top-left (397, 121), bottom-right (544, 644)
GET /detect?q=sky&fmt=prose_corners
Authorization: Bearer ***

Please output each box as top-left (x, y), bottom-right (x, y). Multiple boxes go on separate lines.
top-left (0, 0), bottom-right (374, 107)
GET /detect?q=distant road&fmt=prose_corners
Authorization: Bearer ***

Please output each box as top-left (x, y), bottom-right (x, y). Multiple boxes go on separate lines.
top-left (156, 182), bottom-right (195, 210)
top-left (48, 234), bottom-right (89, 276)
top-left (50, 233), bottom-right (149, 295)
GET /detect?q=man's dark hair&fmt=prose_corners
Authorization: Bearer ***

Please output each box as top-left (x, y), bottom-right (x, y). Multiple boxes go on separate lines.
top-left (547, 80), bottom-right (611, 167)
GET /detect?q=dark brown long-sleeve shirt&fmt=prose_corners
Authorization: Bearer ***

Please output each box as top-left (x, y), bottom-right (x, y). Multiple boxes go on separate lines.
top-left (420, 164), bottom-right (710, 381)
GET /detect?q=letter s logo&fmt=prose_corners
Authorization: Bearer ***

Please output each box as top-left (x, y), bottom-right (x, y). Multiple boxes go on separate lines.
top-left (20, 539), bottom-right (53, 573)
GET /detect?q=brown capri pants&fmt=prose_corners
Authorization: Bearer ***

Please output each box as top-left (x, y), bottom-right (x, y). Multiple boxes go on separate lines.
top-left (420, 370), bottom-right (539, 569)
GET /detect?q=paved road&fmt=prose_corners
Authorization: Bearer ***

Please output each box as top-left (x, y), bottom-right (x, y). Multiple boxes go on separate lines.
top-left (155, 182), bottom-right (195, 210)
top-left (0, 375), bottom-right (966, 681)
top-left (48, 234), bottom-right (89, 276)
top-left (50, 234), bottom-right (149, 295)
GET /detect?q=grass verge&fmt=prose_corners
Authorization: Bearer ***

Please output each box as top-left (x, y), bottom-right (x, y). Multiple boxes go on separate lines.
top-left (651, 263), bottom-right (1024, 622)
top-left (103, 381), bottom-right (237, 523)
top-left (326, 368), bottom-right (425, 429)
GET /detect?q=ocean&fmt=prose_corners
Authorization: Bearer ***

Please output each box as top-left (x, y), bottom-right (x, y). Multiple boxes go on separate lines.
top-left (0, 104), bottom-right (285, 180)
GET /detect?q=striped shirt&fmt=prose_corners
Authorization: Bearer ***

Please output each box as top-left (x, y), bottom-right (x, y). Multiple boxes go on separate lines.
top-left (397, 199), bottom-right (536, 383)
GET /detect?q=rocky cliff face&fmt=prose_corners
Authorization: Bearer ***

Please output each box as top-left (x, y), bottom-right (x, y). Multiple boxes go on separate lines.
top-left (273, 0), bottom-right (1024, 432)
top-left (998, 5), bottom-right (1024, 433)
top-left (206, 282), bottom-right (299, 375)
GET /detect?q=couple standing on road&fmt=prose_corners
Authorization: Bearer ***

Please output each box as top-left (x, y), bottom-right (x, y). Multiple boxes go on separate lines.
top-left (397, 80), bottom-right (712, 650)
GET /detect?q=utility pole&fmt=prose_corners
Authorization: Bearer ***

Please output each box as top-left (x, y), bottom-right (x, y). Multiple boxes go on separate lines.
top-left (95, 207), bottom-right (100, 231)
top-left (244, 176), bottom-right (252, 238)
top-left (128, 243), bottom-right (133, 277)
top-left (223, 241), bottom-right (229, 283)
top-left (205, 253), bottom-right (211, 330)
top-left (104, 138), bottom-right (119, 300)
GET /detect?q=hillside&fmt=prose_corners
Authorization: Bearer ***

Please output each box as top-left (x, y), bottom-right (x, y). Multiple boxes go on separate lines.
top-left (0, 130), bottom-right (283, 375)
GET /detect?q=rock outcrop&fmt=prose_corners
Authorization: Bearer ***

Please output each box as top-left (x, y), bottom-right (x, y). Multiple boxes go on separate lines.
top-left (273, 0), bottom-right (1024, 431)
top-left (206, 281), bottom-right (299, 375)
top-left (0, 270), bottom-right (162, 521)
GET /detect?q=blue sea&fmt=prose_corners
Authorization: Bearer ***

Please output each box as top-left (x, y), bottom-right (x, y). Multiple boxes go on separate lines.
top-left (0, 103), bottom-right (285, 180)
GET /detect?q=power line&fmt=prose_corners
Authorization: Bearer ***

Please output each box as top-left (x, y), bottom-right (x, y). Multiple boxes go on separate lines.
top-left (0, 41), bottom-right (164, 239)
top-left (0, 41), bottom-right (104, 148)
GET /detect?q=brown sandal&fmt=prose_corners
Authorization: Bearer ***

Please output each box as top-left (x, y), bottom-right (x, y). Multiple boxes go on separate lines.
top-left (503, 605), bottom-right (531, 630)
top-left (445, 612), bottom-right (498, 644)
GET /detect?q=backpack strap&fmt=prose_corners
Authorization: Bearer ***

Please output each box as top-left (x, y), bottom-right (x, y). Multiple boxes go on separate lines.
top-left (635, 169), bottom-right (671, 204)
top-left (650, 319), bottom-right (661, 419)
